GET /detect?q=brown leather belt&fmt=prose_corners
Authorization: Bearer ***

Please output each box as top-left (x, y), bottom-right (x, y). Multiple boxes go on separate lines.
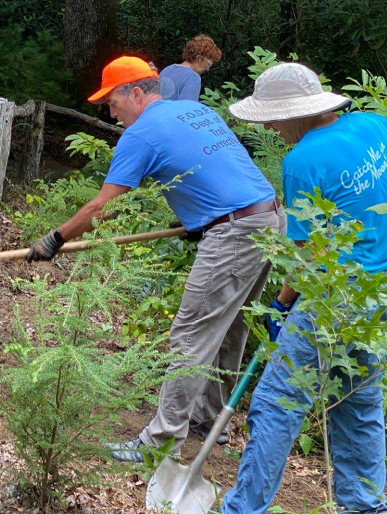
top-left (205, 197), bottom-right (281, 231)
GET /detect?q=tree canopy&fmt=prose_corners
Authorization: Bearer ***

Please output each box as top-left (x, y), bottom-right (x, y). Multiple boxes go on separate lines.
top-left (1, 0), bottom-right (386, 107)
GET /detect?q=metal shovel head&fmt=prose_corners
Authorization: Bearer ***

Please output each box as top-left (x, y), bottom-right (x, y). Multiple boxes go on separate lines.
top-left (146, 456), bottom-right (221, 514)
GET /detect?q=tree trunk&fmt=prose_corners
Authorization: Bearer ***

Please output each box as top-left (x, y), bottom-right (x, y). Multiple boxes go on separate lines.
top-left (278, 0), bottom-right (298, 59)
top-left (65, 0), bottom-right (119, 100)
top-left (0, 98), bottom-right (15, 201)
top-left (220, 0), bottom-right (235, 53)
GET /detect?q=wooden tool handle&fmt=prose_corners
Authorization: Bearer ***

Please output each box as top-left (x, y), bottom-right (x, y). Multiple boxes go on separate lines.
top-left (0, 227), bottom-right (186, 261)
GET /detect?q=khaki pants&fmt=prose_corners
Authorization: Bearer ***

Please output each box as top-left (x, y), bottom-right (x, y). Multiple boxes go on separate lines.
top-left (140, 207), bottom-right (287, 453)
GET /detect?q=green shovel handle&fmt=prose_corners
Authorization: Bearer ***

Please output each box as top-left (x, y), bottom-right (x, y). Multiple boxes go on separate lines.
top-left (187, 351), bottom-right (261, 477)
top-left (226, 352), bottom-right (260, 410)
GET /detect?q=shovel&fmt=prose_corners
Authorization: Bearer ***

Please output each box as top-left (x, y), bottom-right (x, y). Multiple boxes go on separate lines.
top-left (146, 352), bottom-right (260, 514)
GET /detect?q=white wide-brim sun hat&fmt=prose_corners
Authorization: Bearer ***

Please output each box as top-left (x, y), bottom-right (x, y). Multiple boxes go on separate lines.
top-left (228, 63), bottom-right (351, 123)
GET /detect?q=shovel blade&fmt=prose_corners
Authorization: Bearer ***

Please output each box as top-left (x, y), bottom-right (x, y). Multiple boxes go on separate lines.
top-left (146, 457), bottom-right (220, 514)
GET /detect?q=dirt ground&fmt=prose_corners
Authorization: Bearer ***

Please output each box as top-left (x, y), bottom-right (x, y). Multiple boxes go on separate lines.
top-left (0, 208), bottom-right (331, 514)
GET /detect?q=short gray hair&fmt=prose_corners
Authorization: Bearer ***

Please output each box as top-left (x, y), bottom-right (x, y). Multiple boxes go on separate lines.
top-left (116, 78), bottom-right (160, 96)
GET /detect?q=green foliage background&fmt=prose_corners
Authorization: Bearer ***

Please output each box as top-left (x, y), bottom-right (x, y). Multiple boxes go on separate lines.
top-left (0, 0), bottom-right (72, 105)
top-left (1, 0), bottom-right (387, 105)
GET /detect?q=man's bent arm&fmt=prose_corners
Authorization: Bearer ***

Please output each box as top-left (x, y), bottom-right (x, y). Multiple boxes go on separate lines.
top-left (59, 184), bottom-right (131, 241)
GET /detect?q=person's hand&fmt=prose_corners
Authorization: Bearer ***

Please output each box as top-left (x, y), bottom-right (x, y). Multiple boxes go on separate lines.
top-left (26, 230), bottom-right (65, 263)
top-left (169, 220), bottom-right (203, 242)
top-left (263, 295), bottom-right (295, 341)
top-left (169, 219), bottom-right (184, 230)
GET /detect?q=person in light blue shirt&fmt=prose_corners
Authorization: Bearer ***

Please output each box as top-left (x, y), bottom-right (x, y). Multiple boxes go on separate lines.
top-left (106, 98), bottom-right (275, 230)
top-left (160, 34), bottom-right (221, 101)
top-left (160, 64), bottom-right (201, 101)
top-left (284, 111), bottom-right (387, 274)
top-left (224, 63), bottom-right (387, 514)
top-left (26, 56), bottom-right (286, 463)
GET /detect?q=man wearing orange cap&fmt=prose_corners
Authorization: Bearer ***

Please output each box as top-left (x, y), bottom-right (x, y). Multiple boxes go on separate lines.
top-left (26, 56), bottom-right (286, 462)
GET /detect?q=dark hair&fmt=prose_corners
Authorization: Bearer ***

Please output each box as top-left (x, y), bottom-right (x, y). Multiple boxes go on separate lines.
top-left (116, 77), bottom-right (160, 96)
top-left (182, 34), bottom-right (222, 63)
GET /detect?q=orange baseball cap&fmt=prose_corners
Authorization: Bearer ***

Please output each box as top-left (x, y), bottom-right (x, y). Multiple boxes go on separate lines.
top-left (88, 56), bottom-right (159, 104)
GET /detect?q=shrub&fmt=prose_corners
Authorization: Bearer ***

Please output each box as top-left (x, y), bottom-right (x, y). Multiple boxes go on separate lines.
top-left (247, 190), bottom-right (387, 503)
top-left (0, 234), bottom-right (205, 508)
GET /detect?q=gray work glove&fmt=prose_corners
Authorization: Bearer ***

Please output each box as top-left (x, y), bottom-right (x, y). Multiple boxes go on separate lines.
top-left (169, 219), bottom-right (203, 242)
top-left (26, 230), bottom-right (65, 263)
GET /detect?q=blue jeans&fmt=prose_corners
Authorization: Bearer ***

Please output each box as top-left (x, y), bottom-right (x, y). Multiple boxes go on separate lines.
top-left (222, 305), bottom-right (386, 514)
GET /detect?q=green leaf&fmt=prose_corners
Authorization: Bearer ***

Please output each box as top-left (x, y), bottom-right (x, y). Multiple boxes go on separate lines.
top-left (276, 397), bottom-right (301, 410)
top-left (366, 203), bottom-right (387, 214)
top-left (221, 82), bottom-right (240, 92)
top-left (341, 85), bottom-right (364, 91)
top-left (299, 433), bottom-right (313, 455)
top-left (157, 436), bottom-right (175, 457)
top-left (268, 506), bottom-right (286, 513)
top-left (143, 452), bottom-right (155, 470)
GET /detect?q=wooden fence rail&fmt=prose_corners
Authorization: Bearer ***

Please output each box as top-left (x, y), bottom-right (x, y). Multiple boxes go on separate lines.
top-left (0, 98), bottom-right (123, 201)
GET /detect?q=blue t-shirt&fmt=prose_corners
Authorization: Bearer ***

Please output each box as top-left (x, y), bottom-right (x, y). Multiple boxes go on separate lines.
top-left (105, 100), bottom-right (275, 230)
top-left (283, 112), bottom-right (387, 273)
top-left (160, 64), bottom-right (201, 101)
